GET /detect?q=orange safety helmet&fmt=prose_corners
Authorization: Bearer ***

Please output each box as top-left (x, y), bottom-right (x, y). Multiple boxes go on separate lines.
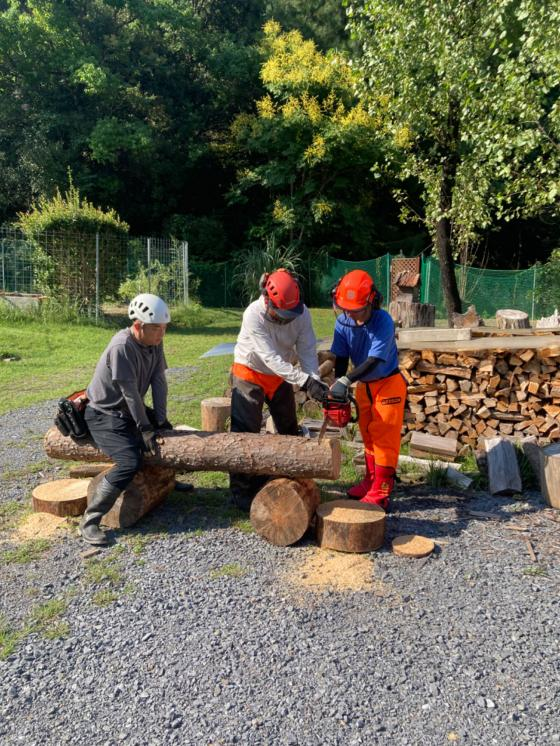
top-left (332, 269), bottom-right (382, 312)
top-left (260, 269), bottom-right (304, 320)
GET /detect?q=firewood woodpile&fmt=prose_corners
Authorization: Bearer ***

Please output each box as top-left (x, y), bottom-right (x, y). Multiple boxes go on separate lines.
top-left (400, 345), bottom-right (560, 448)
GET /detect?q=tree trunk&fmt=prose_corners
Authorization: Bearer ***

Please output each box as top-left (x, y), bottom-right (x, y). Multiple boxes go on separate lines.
top-left (495, 309), bottom-right (530, 329)
top-left (250, 478), bottom-right (321, 546)
top-left (316, 499), bottom-right (385, 553)
top-left (88, 464), bottom-right (177, 528)
top-left (200, 397), bottom-right (231, 432)
top-left (435, 99), bottom-right (463, 325)
top-left (389, 300), bottom-right (435, 328)
top-left (44, 427), bottom-right (341, 480)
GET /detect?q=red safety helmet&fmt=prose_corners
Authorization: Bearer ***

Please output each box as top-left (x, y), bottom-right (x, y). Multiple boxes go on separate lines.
top-left (332, 269), bottom-right (381, 312)
top-left (261, 269), bottom-right (304, 320)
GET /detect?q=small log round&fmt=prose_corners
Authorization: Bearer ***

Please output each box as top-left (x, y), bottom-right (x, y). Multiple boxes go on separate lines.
top-left (88, 464), bottom-right (177, 529)
top-left (392, 534), bottom-right (435, 558)
top-left (200, 397), bottom-right (231, 433)
top-left (32, 478), bottom-right (90, 517)
top-left (495, 309), bottom-right (530, 329)
top-left (316, 499), bottom-right (385, 553)
top-left (68, 463), bottom-right (113, 479)
top-left (250, 478), bottom-right (321, 547)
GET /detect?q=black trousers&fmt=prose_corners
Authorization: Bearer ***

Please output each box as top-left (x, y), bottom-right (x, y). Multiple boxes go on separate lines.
top-left (84, 406), bottom-right (144, 491)
top-left (229, 375), bottom-right (299, 510)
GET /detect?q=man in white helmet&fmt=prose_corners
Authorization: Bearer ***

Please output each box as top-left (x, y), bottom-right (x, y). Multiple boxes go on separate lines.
top-left (80, 293), bottom-right (173, 545)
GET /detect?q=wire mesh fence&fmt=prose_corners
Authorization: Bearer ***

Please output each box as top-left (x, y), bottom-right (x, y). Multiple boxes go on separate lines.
top-left (0, 226), bottom-right (553, 319)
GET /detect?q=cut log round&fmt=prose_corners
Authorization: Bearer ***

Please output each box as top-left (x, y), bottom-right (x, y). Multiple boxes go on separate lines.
top-left (315, 499), bottom-right (385, 553)
top-left (200, 397), bottom-right (231, 433)
top-left (44, 427), bottom-right (341, 480)
top-left (88, 464), bottom-right (177, 528)
top-left (68, 463), bottom-right (113, 479)
top-left (389, 300), bottom-right (435, 329)
top-left (250, 478), bottom-right (321, 546)
top-left (32, 478), bottom-right (90, 517)
top-left (392, 534), bottom-right (435, 558)
top-left (495, 309), bottom-right (530, 329)
top-left (537, 442), bottom-right (560, 509)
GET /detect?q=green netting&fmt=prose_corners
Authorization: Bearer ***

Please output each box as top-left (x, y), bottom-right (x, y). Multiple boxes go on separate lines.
top-left (421, 257), bottom-right (547, 319)
top-left (306, 254), bottom-right (392, 307)
top-left (190, 260), bottom-right (237, 307)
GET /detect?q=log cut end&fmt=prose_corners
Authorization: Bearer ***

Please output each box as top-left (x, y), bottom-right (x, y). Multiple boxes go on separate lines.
top-left (32, 478), bottom-right (90, 517)
top-left (316, 499), bottom-right (385, 553)
top-left (392, 534), bottom-right (435, 558)
top-left (250, 478), bottom-right (320, 547)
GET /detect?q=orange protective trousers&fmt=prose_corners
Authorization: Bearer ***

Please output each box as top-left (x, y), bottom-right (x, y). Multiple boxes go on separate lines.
top-left (355, 372), bottom-right (407, 470)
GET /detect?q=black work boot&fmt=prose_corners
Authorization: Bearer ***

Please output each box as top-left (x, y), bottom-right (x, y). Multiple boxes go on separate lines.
top-left (79, 477), bottom-right (122, 546)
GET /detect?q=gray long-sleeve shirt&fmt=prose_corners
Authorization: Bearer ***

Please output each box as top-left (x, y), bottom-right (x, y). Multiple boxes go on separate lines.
top-left (86, 328), bottom-right (168, 429)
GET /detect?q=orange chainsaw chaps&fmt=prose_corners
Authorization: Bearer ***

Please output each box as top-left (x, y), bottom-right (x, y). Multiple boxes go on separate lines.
top-left (355, 373), bottom-right (407, 471)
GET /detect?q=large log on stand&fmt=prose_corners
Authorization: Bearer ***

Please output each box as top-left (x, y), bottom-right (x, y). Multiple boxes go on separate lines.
top-left (44, 427), bottom-right (341, 480)
top-left (250, 478), bottom-right (321, 546)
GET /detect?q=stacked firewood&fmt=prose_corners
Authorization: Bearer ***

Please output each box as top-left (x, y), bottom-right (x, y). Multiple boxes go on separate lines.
top-left (400, 347), bottom-right (560, 447)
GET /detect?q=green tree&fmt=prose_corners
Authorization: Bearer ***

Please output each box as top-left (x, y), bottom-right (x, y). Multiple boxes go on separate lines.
top-left (264, 0), bottom-right (351, 52)
top-left (227, 21), bottom-right (390, 259)
top-left (346, 0), bottom-right (560, 321)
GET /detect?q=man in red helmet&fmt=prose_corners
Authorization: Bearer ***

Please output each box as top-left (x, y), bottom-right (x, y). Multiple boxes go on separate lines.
top-left (330, 269), bottom-right (406, 511)
top-left (229, 268), bottom-right (328, 510)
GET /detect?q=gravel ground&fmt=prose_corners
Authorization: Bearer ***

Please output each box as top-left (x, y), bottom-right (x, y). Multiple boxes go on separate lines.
top-left (1, 401), bottom-right (559, 745)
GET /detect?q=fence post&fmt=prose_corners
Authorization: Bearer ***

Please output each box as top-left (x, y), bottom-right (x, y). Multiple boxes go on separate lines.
top-left (386, 253), bottom-right (391, 304)
top-left (95, 233), bottom-right (100, 323)
top-left (425, 257), bottom-right (431, 305)
top-left (531, 264), bottom-right (537, 321)
top-left (182, 241), bottom-right (189, 306)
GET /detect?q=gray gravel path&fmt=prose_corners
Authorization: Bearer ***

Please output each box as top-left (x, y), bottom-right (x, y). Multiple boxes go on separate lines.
top-left (1, 402), bottom-right (559, 745)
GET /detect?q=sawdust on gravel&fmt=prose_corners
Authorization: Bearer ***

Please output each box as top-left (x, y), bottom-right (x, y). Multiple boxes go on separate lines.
top-left (287, 547), bottom-right (374, 592)
top-left (12, 512), bottom-right (69, 541)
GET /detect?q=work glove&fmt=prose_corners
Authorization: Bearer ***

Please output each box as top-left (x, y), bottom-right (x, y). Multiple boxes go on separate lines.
top-left (140, 427), bottom-right (157, 455)
top-left (303, 375), bottom-right (329, 402)
top-left (330, 376), bottom-right (352, 402)
top-left (157, 418), bottom-right (173, 430)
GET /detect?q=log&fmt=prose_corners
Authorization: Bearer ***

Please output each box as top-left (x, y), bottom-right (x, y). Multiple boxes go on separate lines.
top-left (200, 397), bottom-right (231, 432)
top-left (389, 300), bottom-right (435, 328)
top-left (68, 463), bottom-right (113, 479)
top-left (484, 436), bottom-right (522, 495)
top-left (250, 478), bottom-right (321, 546)
top-left (535, 309), bottom-right (560, 329)
top-left (32, 478), bottom-right (90, 517)
top-left (88, 464), bottom-right (177, 528)
top-left (452, 304), bottom-right (484, 329)
top-left (315, 499), bottom-right (385, 553)
top-left (496, 309), bottom-right (530, 330)
top-left (44, 427), bottom-right (341, 480)
top-left (318, 358), bottom-right (335, 378)
top-left (409, 432), bottom-right (458, 462)
top-left (537, 442), bottom-right (560, 509)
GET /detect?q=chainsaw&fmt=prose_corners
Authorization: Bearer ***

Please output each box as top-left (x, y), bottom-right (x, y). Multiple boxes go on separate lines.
top-left (317, 392), bottom-right (359, 443)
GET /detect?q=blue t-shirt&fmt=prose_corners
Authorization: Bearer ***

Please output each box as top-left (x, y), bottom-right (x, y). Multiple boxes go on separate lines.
top-left (330, 309), bottom-right (398, 381)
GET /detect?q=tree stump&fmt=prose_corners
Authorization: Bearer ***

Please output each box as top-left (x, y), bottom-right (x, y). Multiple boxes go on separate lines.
top-left (88, 464), bottom-right (177, 528)
top-left (44, 427), bottom-right (341, 480)
top-left (389, 301), bottom-right (435, 329)
top-left (250, 478), bottom-right (321, 546)
top-left (537, 442), bottom-right (560, 509)
top-left (200, 397), bottom-right (231, 432)
top-left (484, 436), bottom-right (522, 495)
top-left (315, 499), bottom-right (385, 553)
top-left (452, 304), bottom-right (484, 328)
top-left (32, 478), bottom-right (90, 517)
top-left (496, 309), bottom-right (530, 329)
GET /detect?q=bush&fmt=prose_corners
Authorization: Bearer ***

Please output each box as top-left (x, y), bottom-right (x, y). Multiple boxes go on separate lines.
top-left (171, 302), bottom-right (214, 329)
top-left (232, 235), bottom-right (304, 305)
top-left (118, 258), bottom-right (200, 305)
top-left (16, 178), bottom-right (129, 307)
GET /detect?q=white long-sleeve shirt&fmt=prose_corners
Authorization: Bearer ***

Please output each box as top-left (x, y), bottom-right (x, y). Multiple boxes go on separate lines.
top-left (233, 297), bottom-right (319, 387)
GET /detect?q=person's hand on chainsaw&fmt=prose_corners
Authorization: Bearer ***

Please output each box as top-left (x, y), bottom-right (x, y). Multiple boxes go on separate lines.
top-left (139, 426), bottom-right (157, 455)
top-left (156, 417), bottom-right (173, 430)
top-left (330, 376), bottom-right (352, 402)
top-left (303, 375), bottom-right (329, 402)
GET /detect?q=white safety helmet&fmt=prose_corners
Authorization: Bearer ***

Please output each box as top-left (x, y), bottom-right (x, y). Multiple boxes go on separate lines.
top-left (128, 293), bottom-right (171, 324)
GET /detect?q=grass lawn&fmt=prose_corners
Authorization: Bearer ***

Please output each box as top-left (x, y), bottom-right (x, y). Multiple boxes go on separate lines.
top-left (0, 307), bottom-right (336, 422)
